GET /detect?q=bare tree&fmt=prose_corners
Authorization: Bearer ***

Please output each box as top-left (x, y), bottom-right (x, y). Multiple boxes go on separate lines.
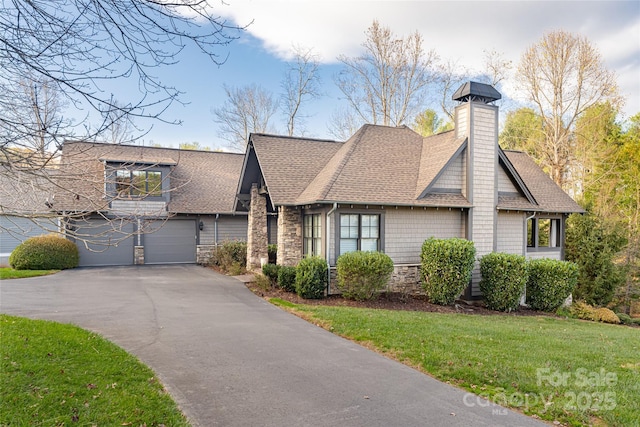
top-left (434, 59), bottom-right (469, 122)
top-left (94, 99), bottom-right (139, 144)
top-left (213, 84), bottom-right (279, 152)
top-left (281, 46), bottom-right (322, 137)
top-left (0, 0), bottom-right (242, 243)
top-left (334, 20), bottom-right (438, 129)
top-left (327, 108), bottom-right (362, 141)
top-left (516, 30), bottom-right (619, 189)
top-left (1, 0), bottom-right (241, 158)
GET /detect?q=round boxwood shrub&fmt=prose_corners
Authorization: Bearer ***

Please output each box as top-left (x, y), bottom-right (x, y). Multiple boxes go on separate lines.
top-left (278, 265), bottom-right (297, 292)
top-left (9, 234), bottom-right (79, 270)
top-left (295, 256), bottom-right (327, 299)
top-left (421, 238), bottom-right (476, 305)
top-left (526, 258), bottom-right (578, 312)
top-left (336, 251), bottom-right (394, 301)
top-left (479, 252), bottom-right (527, 312)
top-left (262, 263), bottom-right (281, 286)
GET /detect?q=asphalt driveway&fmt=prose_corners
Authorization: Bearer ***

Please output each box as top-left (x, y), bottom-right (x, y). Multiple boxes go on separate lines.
top-left (0, 265), bottom-right (546, 426)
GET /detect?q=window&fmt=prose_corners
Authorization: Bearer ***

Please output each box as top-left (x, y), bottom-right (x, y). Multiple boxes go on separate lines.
top-left (527, 218), bottom-right (561, 249)
top-left (339, 214), bottom-right (380, 255)
top-left (303, 214), bottom-right (322, 256)
top-left (115, 170), bottom-right (162, 197)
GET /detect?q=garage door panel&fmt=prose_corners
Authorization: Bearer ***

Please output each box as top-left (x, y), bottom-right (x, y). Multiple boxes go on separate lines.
top-left (76, 219), bottom-right (135, 267)
top-left (144, 220), bottom-right (196, 264)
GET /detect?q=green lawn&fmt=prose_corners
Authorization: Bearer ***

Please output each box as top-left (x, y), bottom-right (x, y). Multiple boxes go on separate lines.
top-left (0, 315), bottom-right (190, 426)
top-left (271, 299), bottom-right (640, 427)
top-left (0, 268), bottom-right (59, 280)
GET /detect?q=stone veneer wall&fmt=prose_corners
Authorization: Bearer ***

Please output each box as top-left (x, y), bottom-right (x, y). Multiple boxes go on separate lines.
top-left (277, 206), bottom-right (303, 266)
top-left (246, 183), bottom-right (268, 271)
top-left (328, 264), bottom-right (423, 295)
top-left (196, 245), bottom-right (216, 265)
top-left (134, 246), bottom-right (144, 265)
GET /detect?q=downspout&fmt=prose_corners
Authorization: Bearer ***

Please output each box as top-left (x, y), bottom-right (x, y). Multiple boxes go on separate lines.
top-left (522, 211), bottom-right (536, 305)
top-left (326, 203), bottom-right (338, 295)
top-left (214, 214), bottom-right (219, 246)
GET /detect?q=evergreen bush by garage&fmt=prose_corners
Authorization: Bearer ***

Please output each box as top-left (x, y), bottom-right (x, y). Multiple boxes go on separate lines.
top-left (9, 234), bottom-right (79, 270)
top-left (421, 238), bottom-right (476, 305)
top-left (479, 252), bottom-right (528, 312)
top-left (278, 266), bottom-right (297, 292)
top-left (295, 256), bottom-right (327, 299)
top-left (262, 263), bottom-right (280, 286)
top-left (336, 251), bottom-right (394, 301)
top-left (526, 258), bottom-right (578, 312)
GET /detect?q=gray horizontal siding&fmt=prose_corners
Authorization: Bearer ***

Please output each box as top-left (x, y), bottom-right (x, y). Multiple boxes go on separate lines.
top-left (497, 212), bottom-right (524, 255)
top-left (384, 208), bottom-right (465, 264)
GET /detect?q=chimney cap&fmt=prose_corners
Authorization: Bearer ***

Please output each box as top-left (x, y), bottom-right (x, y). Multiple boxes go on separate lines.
top-left (452, 81), bottom-right (501, 104)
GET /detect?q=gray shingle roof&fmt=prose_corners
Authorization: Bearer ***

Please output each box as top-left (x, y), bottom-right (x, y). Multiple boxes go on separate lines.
top-left (57, 141), bottom-right (244, 214)
top-left (250, 134), bottom-right (342, 206)
top-left (0, 166), bottom-right (57, 215)
top-left (503, 150), bottom-right (584, 213)
top-left (247, 126), bottom-right (583, 214)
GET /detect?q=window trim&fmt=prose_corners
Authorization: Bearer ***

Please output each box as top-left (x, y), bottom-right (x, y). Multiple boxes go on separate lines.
top-left (527, 216), bottom-right (562, 252)
top-left (336, 211), bottom-right (384, 257)
top-left (303, 213), bottom-right (322, 256)
top-left (106, 163), bottom-right (168, 201)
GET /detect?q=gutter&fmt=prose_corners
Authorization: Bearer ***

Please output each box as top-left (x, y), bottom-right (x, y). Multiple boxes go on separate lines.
top-left (214, 213), bottom-right (219, 246)
top-left (326, 203), bottom-right (338, 295)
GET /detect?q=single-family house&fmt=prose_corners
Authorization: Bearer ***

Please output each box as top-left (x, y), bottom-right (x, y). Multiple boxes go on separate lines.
top-left (53, 142), bottom-right (248, 267)
top-left (235, 82), bottom-right (584, 298)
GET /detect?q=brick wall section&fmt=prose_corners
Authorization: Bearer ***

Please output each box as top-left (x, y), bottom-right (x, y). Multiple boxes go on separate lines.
top-left (134, 246), bottom-right (144, 265)
top-left (246, 183), bottom-right (268, 271)
top-left (277, 206), bottom-right (303, 266)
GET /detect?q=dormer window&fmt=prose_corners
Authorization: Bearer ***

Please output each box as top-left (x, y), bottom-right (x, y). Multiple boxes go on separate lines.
top-left (115, 170), bottom-right (162, 197)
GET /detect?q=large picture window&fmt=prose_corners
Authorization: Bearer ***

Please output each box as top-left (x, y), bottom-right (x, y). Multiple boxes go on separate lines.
top-left (527, 217), bottom-right (561, 249)
top-left (303, 214), bottom-right (322, 256)
top-left (115, 170), bottom-right (162, 197)
top-left (339, 214), bottom-right (379, 255)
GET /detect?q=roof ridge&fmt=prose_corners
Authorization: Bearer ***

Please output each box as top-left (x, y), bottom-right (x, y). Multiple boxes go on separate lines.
top-left (250, 132), bottom-right (340, 143)
top-left (315, 125), bottom-right (369, 200)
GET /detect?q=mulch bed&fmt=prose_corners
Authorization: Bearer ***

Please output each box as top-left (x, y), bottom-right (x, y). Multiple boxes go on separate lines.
top-left (246, 282), bottom-right (548, 317)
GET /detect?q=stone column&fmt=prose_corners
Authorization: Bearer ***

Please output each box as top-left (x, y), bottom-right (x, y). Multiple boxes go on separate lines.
top-left (246, 183), bottom-right (268, 272)
top-left (277, 206), bottom-right (303, 266)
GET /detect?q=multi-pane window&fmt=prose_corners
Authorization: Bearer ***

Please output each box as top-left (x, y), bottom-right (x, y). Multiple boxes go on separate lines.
top-left (339, 214), bottom-right (380, 255)
top-left (303, 214), bottom-right (322, 256)
top-left (115, 170), bottom-right (162, 197)
top-left (527, 218), bottom-right (561, 248)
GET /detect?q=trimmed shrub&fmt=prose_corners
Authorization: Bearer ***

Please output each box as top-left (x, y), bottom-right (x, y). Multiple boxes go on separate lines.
top-left (420, 238), bottom-right (476, 306)
top-left (262, 263), bottom-right (281, 286)
top-left (295, 256), bottom-right (327, 299)
top-left (210, 240), bottom-right (247, 274)
top-left (593, 308), bottom-right (621, 324)
top-left (569, 301), bottom-right (596, 321)
top-left (278, 266), bottom-right (297, 293)
top-left (526, 259), bottom-right (578, 312)
top-left (336, 251), bottom-right (394, 301)
top-left (479, 253), bottom-right (527, 312)
top-left (9, 234), bottom-right (78, 270)
top-left (616, 312), bottom-right (632, 325)
top-left (252, 273), bottom-right (272, 291)
top-left (268, 244), bottom-right (277, 264)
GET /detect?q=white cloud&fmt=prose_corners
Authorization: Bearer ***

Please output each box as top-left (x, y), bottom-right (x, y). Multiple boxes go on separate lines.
top-left (216, 0), bottom-right (639, 115)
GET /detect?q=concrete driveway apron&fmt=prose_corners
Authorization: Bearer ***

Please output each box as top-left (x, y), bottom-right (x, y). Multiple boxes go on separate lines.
top-left (1, 265), bottom-right (546, 426)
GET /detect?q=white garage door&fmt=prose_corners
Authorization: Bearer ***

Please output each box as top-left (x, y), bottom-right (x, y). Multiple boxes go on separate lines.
top-left (75, 219), bottom-right (135, 267)
top-left (144, 220), bottom-right (196, 264)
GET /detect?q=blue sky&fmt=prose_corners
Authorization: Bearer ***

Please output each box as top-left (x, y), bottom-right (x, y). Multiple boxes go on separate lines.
top-left (124, 0), bottom-right (640, 151)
